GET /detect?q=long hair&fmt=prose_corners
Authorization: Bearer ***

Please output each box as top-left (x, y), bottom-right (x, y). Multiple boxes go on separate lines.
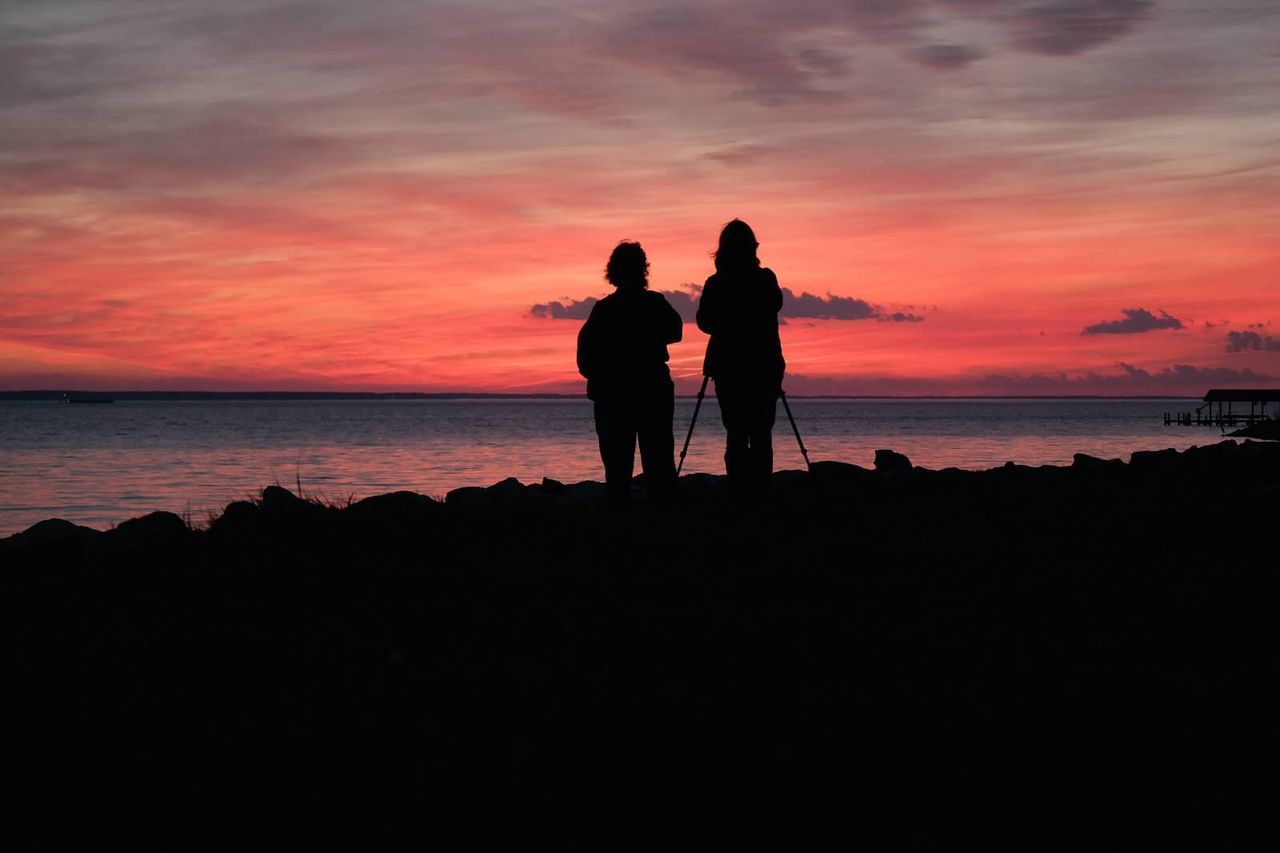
top-left (713, 219), bottom-right (760, 274)
top-left (604, 241), bottom-right (649, 290)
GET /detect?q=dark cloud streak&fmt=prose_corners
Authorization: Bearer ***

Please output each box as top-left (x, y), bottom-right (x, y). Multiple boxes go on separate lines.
top-left (1225, 330), bottom-right (1280, 353)
top-left (1082, 308), bottom-right (1184, 335)
top-left (1009, 0), bottom-right (1155, 57)
top-left (908, 43), bottom-right (985, 70)
top-left (531, 287), bottom-right (924, 323)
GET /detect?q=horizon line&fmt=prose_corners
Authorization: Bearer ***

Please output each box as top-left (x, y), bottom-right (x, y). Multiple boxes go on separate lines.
top-left (1, 390), bottom-right (1208, 401)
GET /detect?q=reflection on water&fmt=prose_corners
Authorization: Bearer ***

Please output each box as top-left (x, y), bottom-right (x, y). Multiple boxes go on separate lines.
top-left (0, 397), bottom-right (1213, 534)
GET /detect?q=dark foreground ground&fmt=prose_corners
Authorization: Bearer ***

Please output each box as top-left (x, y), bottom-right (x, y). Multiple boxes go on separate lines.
top-left (3, 441), bottom-right (1277, 848)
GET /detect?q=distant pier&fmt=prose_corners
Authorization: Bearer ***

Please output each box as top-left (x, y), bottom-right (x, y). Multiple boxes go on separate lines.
top-left (1165, 388), bottom-right (1280, 428)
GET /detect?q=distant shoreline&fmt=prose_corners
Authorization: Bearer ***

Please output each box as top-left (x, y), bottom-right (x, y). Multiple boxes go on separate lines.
top-left (0, 390), bottom-right (1200, 402)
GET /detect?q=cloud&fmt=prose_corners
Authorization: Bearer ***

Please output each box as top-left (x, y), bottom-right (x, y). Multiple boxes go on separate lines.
top-left (1009, 0), bottom-right (1155, 57)
top-left (1225, 331), bottom-right (1280, 353)
top-left (531, 286), bottom-right (924, 323)
top-left (907, 43), bottom-right (985, 70)
top-left (704, 144), bottom-right (773, 166)
top-left (782, 289), bottom-right (876, 320)
top-left (663, 289), bottom-right (701, 323)
top-left (530, 286), bottom-right (701, 323)
top-left (606, 5), bottom-right (850, 104)
top-left (529, 297), bottom-right (598, 321)
top-left (783, 290), bottom-right (926, 322)
top-left (1082, 308), bottom-right (1184, 335)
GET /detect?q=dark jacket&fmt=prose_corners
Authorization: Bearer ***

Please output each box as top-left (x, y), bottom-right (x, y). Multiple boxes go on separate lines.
top-left (695, 266), bottom-right (785, 386)
top-left (577, 289), bottom-right (683, 402)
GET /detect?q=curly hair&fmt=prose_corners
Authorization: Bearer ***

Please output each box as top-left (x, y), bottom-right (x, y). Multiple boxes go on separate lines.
top-left (604, 241), bottom-right (649, 290)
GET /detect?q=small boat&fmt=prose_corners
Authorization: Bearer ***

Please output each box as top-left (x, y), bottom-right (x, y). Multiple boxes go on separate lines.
top-left (62, 393), bottom-right (115, 404)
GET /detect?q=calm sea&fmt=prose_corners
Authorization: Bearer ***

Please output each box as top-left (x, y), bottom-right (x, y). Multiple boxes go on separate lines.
top-left (0, 397), bottom-right (1216, 535)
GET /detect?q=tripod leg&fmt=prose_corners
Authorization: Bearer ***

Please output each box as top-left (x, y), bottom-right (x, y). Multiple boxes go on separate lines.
top-left (677, 376), bottom-right (709, 477)
top-left (779, 389), bottom-right (811, 471)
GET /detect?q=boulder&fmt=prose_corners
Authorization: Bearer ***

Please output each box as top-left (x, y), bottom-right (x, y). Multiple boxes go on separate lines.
top-left (444, 486), bottom-right (489, 508)
top-left (207, 500), bottom-right (262, 541)
top-left (0, 518), bottom-right (101, 557)
top-left (261, 485), bottom-right (312, 512)
top-left (349, 490), bottom-right (437, 515)
top-left (446, 478), bottom-right (535, 509)
top-left (874, 449), bottom-right (913, 476)
top-left (1072, 453), bottom-right (1124, 470)
top-left (346, 491), bottom-right (439, 527)
top-left (809, 460), bottom-right (873, 484)
top-left (537, 477), bottom-right (569, 495)
top-left (107, 511), bottom-right (192, 551)
top-left (1129, 448), bottom-right (1181, 470)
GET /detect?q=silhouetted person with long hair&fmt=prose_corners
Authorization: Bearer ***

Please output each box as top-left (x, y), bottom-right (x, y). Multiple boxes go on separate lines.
top-left (577, 241), bottom-right (683, 504)
top-left (696, 219), bottom-right (785, 496)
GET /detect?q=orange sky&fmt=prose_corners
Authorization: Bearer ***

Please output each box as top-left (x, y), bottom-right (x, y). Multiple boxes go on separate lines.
top-left (3, 0), bottom-right (1279, 395)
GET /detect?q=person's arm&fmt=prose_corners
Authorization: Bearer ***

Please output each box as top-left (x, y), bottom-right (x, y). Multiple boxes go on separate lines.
top-left (762, 268), bottom-right (784, 314)
top-left (576, 304), bottom-right (599, 379)
top-left (659, 294), bottom-right (683, 344)
top-left (695, 278), bottom-right (719, 335)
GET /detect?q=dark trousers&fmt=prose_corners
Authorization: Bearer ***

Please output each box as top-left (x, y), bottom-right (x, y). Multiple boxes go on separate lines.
top-left (715, 380), bottom-right (779, 495)
top-left (594, 389), bottom-right (676, 504)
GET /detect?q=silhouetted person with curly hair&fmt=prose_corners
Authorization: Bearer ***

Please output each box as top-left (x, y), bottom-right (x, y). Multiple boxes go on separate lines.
top-left (696, 219), bottom-right (785, 497)
top-left (577, 241), bottom-right (683, 504)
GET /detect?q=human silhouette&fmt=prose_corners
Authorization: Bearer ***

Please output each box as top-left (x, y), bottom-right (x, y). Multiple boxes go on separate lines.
top-left (577, 241), bottom-right (683, 504)
top-left (695, 219), bottom-right (785, 496)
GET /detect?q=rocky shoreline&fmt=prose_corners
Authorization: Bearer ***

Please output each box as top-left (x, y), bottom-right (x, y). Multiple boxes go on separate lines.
top-left (3, 439), bottom-right (1276, 845)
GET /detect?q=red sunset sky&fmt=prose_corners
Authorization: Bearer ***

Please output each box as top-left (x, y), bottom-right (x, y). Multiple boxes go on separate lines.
top-left (2, 0), bottom-right (1278, 395)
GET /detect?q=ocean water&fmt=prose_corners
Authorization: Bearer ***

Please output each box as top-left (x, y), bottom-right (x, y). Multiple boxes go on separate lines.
top-left (0, 397), bottom-right (1219, 535)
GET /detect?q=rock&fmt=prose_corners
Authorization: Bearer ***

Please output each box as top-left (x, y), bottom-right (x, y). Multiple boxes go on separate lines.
top-left (0, 518), bottom-right (101, 557)
top-left (487, 477), bottom-right (527, 496)
top-left (207, 500), bottom-right (261, 540)
top-left (565, 480), bottom-right (610, 504)
top-left (1072, 453), bottom-right (1124, 470)
top-left (1129, 448), bottom-right (1181, 470)
top-left (261, 485), bottom-right (309, 511)
top-left (675, 473), bottom-right (725, 499)
top-left (809, 460), bottom-right (873, 483)
top-left (444, 486), bottom-right (488, 508)
top-left (538, 477), bottom-right (568, 495)
top-left (347, 491), bottom-right (439, 522)
top-left (349, 490), bottom-right (436, 511)
top-left (446, 478), bottom-right (535, 509)
top-left (874, 449), bottom-right (913, 476)
top-left (1229, 421), bottom-right (1280, 441)
top-left (107, 511), bottom-right (192, 551)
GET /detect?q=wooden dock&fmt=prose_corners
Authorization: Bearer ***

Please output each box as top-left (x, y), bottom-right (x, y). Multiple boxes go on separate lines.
top-left (1165, 388), bottom-right (1280, 428)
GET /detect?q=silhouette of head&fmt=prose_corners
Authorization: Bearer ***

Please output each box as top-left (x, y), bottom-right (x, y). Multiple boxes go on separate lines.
top-left (605, 241), bottom-right (649, 291)
top-left (714, 219), bottom-right (760, 274)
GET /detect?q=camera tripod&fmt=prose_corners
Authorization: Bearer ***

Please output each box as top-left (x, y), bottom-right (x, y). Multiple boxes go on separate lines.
top-left (676, 375), bottom-right (811, 476)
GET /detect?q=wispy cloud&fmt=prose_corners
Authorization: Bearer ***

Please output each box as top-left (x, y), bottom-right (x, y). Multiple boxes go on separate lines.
top-left (907, 43), bottom-right (985, 70)
top-left (1009, 0), bottom-right (1155, 57)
